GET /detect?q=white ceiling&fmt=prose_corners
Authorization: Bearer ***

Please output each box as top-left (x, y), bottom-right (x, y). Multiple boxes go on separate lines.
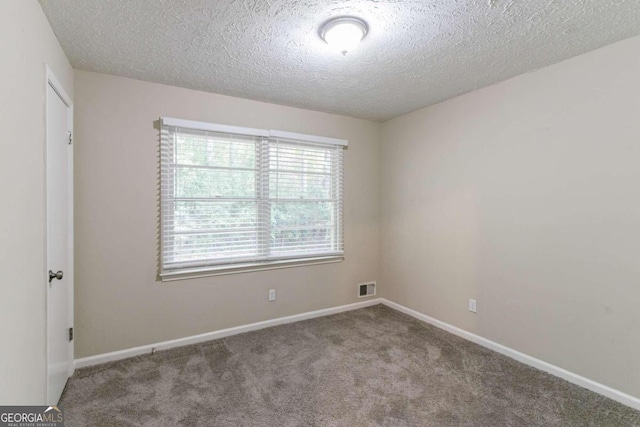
top-left (40, 0), bottom-right (640, 122)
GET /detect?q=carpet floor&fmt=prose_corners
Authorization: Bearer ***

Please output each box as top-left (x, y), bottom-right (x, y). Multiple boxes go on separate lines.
top-left (60, 305), bottom-right (640, 426)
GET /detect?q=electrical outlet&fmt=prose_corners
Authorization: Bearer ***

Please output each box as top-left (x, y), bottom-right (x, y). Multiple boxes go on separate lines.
top-left (268, 289), bottom-right (276, 302)
top-left (468, 298), bottom-right (477, 313)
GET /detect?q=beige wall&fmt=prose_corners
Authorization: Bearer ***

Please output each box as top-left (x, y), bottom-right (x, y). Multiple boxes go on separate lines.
top-left (73, 70), bottom-right (381, 358)
top-left (380, 35), bottom-right (640, 398)
top-left (0, 1), bottom-right (73, 404)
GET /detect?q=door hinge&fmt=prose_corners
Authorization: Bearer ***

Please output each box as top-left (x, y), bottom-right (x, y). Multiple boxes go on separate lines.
top-left (68, 131), bottom-right (73, 145)
top-left (68, 327), bottom-right (74, 341)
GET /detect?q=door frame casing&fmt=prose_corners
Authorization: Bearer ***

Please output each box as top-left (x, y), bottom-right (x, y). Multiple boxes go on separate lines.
top-left (44, 65), bottom-right (74, 403)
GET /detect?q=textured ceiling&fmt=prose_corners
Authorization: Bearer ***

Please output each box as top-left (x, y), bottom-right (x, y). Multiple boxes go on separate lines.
top-left (39, 0), bottom-right (640, 121)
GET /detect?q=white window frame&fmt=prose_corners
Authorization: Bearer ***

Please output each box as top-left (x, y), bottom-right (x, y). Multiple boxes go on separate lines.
top-left (159, 117), bottom-right (347, 281)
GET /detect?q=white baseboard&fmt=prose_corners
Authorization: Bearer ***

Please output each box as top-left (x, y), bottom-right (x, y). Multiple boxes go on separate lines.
top-left (74, 298), bottom-right (383, 369)
top-left (380, 298), bottom-right (640, 411)
top-left (74, 296), bottom-right (640, 411)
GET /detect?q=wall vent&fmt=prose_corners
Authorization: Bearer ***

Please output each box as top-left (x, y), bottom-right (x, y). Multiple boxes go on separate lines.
top-left (358, 282), bottom-right (376, 298)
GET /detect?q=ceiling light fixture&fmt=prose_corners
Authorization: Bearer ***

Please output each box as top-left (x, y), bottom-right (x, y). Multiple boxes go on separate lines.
top-left (319, 17), bottom-right (369, 56)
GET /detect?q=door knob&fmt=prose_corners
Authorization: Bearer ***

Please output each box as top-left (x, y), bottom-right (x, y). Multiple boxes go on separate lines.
top-left (49, 270), bottom-right (63, 282)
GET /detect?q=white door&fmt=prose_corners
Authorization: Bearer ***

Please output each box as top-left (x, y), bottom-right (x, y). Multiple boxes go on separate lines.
top-left (46, 78), bottom-right (73, 404)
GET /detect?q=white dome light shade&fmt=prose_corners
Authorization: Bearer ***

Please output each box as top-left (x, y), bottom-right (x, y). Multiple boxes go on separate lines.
top-left (320, 17), bottom-right (368, 55)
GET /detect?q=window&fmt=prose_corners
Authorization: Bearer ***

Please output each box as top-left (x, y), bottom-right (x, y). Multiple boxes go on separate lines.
top-left (159, 117), bottom-right (346, 279)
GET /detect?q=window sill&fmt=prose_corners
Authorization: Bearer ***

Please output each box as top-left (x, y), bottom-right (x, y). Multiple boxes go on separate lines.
top-left (159, 256), bottom-right (344, 282)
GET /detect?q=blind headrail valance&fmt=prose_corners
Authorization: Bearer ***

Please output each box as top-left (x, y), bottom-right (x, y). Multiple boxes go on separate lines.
top-left (161, 117), bottom-right (348, 147)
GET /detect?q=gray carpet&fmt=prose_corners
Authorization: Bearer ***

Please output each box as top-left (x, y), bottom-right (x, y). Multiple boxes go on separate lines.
top-left (60, 305), bottom-right (640, 426)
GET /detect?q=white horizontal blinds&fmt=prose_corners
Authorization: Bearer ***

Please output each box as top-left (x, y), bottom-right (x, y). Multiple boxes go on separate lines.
top-left (161, 126), bottom-right (264, 270)
top-left (160, 118), bottom-right (346, 274)
top-left (268, 138), bottom-right (344, 259)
